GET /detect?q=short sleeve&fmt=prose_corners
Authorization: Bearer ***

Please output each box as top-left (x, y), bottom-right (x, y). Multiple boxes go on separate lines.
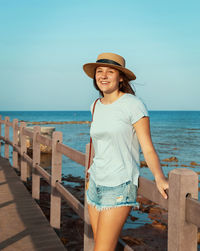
top-left (129, 97), bottom-right (149, 124)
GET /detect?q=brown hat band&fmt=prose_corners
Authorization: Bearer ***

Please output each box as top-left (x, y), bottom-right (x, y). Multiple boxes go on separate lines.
top-left (96, 59), bottom-right (122, 67)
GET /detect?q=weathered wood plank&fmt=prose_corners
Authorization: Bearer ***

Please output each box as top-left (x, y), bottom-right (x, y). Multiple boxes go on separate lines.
top-left (4, 116), bottom-right (10, 159)
top-left (32, 126), bottom-right (41, 200)
top-left (0, 156), bottom-right (66, 251)
top-left (12, 119), bottom-right (19, 170)
top-left (50, 132), bottom-right (62, 229)
top-left (35, 164), bottom-right (51, 184)
top-left (36, 133), bottom-right (52, 147)
top-left (137, 176), bottom-right (168, 210)
top-left (55, 181), bottom-right (84, 219)
top-left (23, 127), bottom-right (34, 138)
top-left (57, 142), bottom-right (85, 166)
top-left (168, 168), bottom-right (198, 251)
top-left (186, 196), bottom-right (200, 227)
top-left (84, 143), bottom-right (94, 251)
top-left (23, 152), bottom-right (33, 166)
top-left (20, 122), bottom-right (28, 181)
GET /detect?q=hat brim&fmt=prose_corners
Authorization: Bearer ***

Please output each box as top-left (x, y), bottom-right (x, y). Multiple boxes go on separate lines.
top-left (83, 62), bottom-right (136, 81)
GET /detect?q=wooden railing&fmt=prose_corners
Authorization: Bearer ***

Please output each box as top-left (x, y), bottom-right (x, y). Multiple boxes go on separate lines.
top-left (0, 115), bottom-right (200, 251)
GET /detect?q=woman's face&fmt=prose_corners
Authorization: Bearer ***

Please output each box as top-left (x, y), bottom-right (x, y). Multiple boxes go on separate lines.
top-left (95, 66), bottom-right (123, 94)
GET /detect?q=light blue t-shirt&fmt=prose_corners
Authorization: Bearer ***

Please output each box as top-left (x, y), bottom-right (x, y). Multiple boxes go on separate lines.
top-left (89, 93), bottom-right (149, 187)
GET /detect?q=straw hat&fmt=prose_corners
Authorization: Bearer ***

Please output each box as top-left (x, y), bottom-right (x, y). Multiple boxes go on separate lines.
top-left (83, 52), bottom-right (136, 80)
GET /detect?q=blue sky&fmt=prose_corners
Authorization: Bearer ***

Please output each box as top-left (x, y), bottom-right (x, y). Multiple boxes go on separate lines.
top-left (0, 0), bottom-right (199, 111)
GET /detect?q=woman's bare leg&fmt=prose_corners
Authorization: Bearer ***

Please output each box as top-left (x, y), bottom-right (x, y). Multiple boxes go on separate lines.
top-left (94, 206), bottom-right (132, 251)
top-left (88, 204), bottom-right (100, 241)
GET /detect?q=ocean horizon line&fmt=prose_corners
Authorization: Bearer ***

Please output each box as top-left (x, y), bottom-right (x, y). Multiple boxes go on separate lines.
top-left (0, 109), bottom-right (200, 112)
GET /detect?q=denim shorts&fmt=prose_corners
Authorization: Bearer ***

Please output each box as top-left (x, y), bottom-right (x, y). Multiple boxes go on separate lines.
top-left (86, 177), bottom-right (139, 211)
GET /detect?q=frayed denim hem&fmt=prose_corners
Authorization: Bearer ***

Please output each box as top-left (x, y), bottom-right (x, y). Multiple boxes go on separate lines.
top-left (86, 193), bottom-right (139, 211)
top-left (86, 193), bottom-right (97, 208)
top-left (95, 202), bottom-right (140, 212)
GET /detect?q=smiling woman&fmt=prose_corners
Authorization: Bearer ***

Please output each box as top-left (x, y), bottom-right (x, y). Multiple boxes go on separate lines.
top-left (94, 66), bottom-right (136, 101)
top-left (95, 66), bottom-right (122, 96)
top-left (84, 52), bottom-right (136, 98)
top-left (82, 52), bottom-right (169, 251)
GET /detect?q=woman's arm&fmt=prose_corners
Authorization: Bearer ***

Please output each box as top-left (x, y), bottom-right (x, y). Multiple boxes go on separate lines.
top-left (133, 116), bottom-right (169, 199)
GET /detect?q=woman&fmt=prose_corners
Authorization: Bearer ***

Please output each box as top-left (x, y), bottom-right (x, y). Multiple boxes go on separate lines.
top-left (83, 52), bottom-right (169, 251)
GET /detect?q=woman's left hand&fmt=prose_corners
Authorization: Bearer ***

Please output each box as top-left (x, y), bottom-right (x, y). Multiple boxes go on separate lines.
top-left (155, 176), bottom-right (169, 199)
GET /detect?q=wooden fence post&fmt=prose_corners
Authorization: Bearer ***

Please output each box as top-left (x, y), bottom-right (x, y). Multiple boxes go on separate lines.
top-left (84, 143), bottom-right (95, 251)
top-left (4, 116), bottom-right (10, 159)
top-left (50, 131), bottom-right (62, 229)
top-left (20, 122), bottom-right (27, 182)
top-left (0, 115), bottom-right (2, 155)
top-left (168, 168), bottom-right (198, 251)
top-left (12, 119), bottom-right (19, 170)
top-left (32, 126), bottom-right (41, 200)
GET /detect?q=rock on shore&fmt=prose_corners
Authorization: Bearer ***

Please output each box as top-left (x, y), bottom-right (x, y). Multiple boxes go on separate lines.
top-left (25, 120), bottom-right (91, 125)
top-left (25, 126), bottom-right (55, 154)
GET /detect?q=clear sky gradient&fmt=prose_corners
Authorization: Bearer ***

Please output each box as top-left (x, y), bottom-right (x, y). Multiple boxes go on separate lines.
top-left (0, 0), bottom-right (199, 111)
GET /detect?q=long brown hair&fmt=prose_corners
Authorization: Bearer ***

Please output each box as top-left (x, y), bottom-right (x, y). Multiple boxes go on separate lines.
top-left (93, 70), bottom-right (135, 97)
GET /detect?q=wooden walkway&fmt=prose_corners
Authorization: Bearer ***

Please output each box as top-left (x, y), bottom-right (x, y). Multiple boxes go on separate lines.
top-left (0, 156), bottom-right (66, 251)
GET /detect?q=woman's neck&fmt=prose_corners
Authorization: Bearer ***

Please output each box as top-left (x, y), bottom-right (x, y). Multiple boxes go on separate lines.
top-left (101, 91), bottom-right (124, 105)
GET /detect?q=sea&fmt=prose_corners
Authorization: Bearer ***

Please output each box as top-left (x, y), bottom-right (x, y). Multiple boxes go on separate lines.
top-left (0, 110), bottom-right (200, 230)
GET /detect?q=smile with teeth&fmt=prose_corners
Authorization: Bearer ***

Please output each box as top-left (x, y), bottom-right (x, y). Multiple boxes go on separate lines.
top-left (101, 81), bottom-right (110, 85)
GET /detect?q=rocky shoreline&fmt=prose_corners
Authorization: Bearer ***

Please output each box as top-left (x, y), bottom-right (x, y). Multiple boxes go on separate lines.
top-left (23, 120), bottom-right (91, 125)
top-left (21, 152), bottom-right (200, 250)
top-left (20, 146), bottom-right (200, 250)
top-left (24, 174), bottom-right (169, 251)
